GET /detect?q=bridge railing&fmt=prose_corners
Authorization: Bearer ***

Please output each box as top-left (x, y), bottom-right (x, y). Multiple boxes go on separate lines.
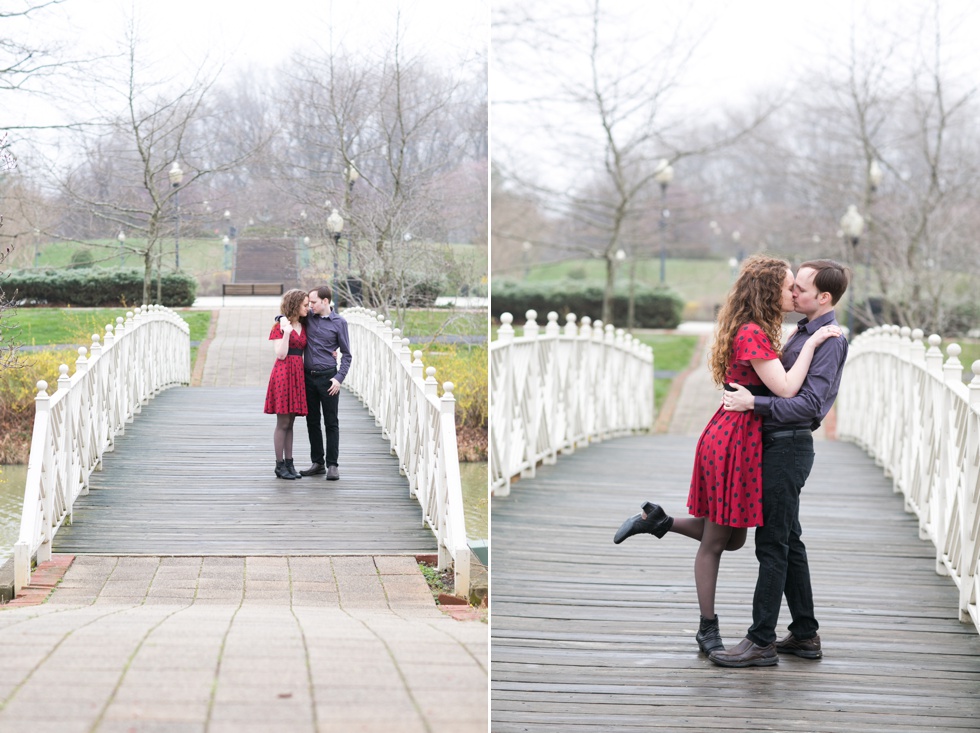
top-left (342, 307), bottom-right (470, 597)
top-left (837, 324), bottom-right (980, 633)
top-left (14, 305), bottom-right (191, 593)
top-left (491, 310), bottom-right (655, 497)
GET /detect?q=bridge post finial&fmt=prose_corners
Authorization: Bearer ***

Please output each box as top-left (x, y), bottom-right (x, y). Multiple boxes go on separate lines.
top-left (910, 329), bottom-right (925, 364)
top-left (440, 382), bottom-right (456, 414)
top-left (970, 361), bottom-right (980, 408)
top-left (57, 364), bottom-right (70, 392)
top-left (497, 313), bottom-right (514, 344)
top-left (564, 313), bottom-right (578, 337)
top-left (424, 366), bottom-right (439, 399)
top-left (103, 324), bottom-right (115, 349)
top-left (400, 337), bottom-right (411, 365)
top-left (579, 316), bottom-right (592, 340)
top-left (89, 334), bottom-right (102, 361)
top-left (925, 334), bottom-right (943, 375)
top-left (412, 350), bottom-right (424, 383)
top-left (545, 311), bottom-right (560, 337)
top-left (523, 310), bottom-right (539, 339)
top-left (75, 347), bottom-right (89, 375)
top-left (943, 343), bottom-right (963, 386)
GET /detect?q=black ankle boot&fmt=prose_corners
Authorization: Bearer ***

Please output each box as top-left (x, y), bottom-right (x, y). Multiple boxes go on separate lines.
top-left (284, 458), bottom-right (302, 479)
top-left (275, 460), bottom-right (297, 480)
top-left (696, 615), bottom-right (724, 654)
top-left (613, 501), bottom-right (674, 544)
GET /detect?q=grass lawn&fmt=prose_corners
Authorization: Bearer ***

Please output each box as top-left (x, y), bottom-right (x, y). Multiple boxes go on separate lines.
top-left (5, 307), bottom-right (211, 346)
top-left (400, 309), bottom-right (488, 340)
top-left (634, 333), bottom-right (700, 411)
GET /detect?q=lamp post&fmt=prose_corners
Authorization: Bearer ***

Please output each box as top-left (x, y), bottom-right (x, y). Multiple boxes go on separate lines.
top-left (865, 160), bottom-right (883, 325)
top-left (327, 208), bottom-right (344, 294)
top-left (169, 161), bottom-right (184, 270)
top-left (33, 228), bottom-right (40, 267)
top-left (654, 159), bottom-right (674, 285)
top-left (117, 231), bottom-right (125, 266)
top-left (522, 240), bottom-right (532, 279)
top-left (840, 204), bottom-right (865, 336)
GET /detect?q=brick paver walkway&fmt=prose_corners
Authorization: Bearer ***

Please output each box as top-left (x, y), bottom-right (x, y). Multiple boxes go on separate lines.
top-left (0, 555), bottom-right (487, 732)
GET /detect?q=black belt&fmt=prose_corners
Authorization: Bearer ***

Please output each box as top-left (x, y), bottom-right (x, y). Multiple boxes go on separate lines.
top-left (287, 347), bottom-right (303, 356)
top-left (305, 367), bottom-right (336, 375)
top-left (763, 428), bottom-right (812, 440)
top-left (725, 383), bottom-right (771, 396)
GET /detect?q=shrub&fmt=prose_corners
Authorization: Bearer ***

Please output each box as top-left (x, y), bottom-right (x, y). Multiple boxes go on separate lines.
top-left (0, 348), bottom-right (77, 463)
top-left (69, 249), bottom-right (96, 269)
top-left (422, 343), bottom-right (488, 431)
top-left (491, 279), bottom-right (684, 329)
top-left (3, 268), bottom-right (197, 307)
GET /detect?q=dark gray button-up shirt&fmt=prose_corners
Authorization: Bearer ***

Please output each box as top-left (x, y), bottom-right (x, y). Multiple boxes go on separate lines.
top-left (753, 310), bottom-right (848, 430)
top-left (304, 310), bottom-right (352, 383)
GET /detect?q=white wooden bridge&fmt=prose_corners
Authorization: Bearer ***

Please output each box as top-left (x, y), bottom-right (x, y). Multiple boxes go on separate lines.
top-left (490, 311), bottom-right (980, 732)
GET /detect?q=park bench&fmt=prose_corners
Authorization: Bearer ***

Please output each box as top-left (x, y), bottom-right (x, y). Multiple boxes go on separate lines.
top-left (222, 283), bottom-right (284, 305)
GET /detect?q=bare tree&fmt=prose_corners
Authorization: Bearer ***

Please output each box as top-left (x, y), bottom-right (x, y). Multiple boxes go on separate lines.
top-left (277, 22), bottom-right (486, 325)
top-left (493, 0), bottom-right (776, 326)
top-left (51, 20), bottom-right (271, 304)
top-left (0, 132), bottom-right (19, 370)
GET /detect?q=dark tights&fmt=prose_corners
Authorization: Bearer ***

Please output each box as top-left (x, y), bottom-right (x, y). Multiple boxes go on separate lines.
top-left (669, 516), bottom-right (747, 620)
top-left (274, 414), bottom-right (297, 461)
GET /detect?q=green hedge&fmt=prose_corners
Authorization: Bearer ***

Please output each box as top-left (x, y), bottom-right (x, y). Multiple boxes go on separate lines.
top-left (491, 279), bottom-right (684, 329)
top-left (3, 268), bottom-right (198, 307)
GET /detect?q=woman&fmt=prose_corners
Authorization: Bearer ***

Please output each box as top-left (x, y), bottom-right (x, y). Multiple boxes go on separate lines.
top-left (613, 255), bottom-right (841, 654)
top-left (264, 288), bottom-right (310, 479)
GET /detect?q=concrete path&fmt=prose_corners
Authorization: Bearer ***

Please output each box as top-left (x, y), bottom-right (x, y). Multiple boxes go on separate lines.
top-left (1, 300), bottom-right (488, 732)
top-left (0, 555), bottom-right (487, 733)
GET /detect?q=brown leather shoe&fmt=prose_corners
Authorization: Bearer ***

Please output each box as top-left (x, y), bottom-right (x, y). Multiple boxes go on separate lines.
top-left (709, 637), bottom-right (778, 668)
top-left (776, 632), bottom-right (822, 659)
top-left (300, 463), bottom-right (326, 476)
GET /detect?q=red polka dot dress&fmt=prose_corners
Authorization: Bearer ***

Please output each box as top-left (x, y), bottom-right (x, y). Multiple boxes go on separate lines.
top-left (687, 322), bottom-right (778, 528)
top-left (263, 323), bottom-right (308, 415)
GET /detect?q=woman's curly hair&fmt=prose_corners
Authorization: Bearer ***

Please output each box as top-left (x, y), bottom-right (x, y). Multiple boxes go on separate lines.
top-left (708, 255), bottom-right (791, 387)
top-left (280, 288), bottom-right (308, 321)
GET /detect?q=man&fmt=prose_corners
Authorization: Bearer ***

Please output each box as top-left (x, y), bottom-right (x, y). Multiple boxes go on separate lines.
top-left (299, 285), bottom-right (352, 481)
top-left (709, 259), bottom-right (850, 668)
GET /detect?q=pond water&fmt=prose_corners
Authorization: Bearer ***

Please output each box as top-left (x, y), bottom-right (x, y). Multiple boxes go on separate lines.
top-left (0, 461), bottom-right (489, 565)
top-left (0, 464), bottom-right (26, 566)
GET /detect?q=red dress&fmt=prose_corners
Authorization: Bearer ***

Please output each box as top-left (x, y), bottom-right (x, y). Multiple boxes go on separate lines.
top-left (263, 323), bottom-right (308, 415)
top-left (687, 322), bottom-right (779, 528)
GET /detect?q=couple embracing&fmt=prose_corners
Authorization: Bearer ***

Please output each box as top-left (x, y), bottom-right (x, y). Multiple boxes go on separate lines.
top-left (263, 285), bottom-right (353, 482)
top-left (615, 256), bottom-right (850, 668)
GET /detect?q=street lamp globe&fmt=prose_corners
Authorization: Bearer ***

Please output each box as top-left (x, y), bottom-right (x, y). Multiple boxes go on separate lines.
top-left (117, 231), bottom-right (125, 244)
top-left (840, 204), bottom-right (864, 247)
top-left (654, 158), bottom-right (674, 188)
top-left (327, 208), bottom-right (344, 244)
top-left (168, 161), bottom-right (184, 187)
top-left (869, 160), bottom-right (883, 192)
top-left (224, 210), bottom-right (231, 221)
top-left (346, 162), bottom-right (360, 190)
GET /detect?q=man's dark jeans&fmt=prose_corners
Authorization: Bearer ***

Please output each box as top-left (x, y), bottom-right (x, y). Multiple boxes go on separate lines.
top-left (305, 369), bottom-right (339, 467)
top-left (747, 431), bottom-right (818, 647)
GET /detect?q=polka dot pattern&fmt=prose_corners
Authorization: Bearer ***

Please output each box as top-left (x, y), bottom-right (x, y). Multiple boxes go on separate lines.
top-left (264, 323), bottom-right (308, 415)
top-left (687, 322), bottom-right (777, 528)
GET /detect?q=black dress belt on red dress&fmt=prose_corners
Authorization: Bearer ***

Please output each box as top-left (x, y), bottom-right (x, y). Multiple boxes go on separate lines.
top-left (287, 347), bottom-right (303, 356)
top-left (725, 383), bottom-right (771, 397)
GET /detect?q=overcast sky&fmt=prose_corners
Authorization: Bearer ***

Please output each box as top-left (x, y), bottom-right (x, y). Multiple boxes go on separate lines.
top-left (4, 0), bottom-right (487, 130)
top-left (491, 0), bottom-right (980, 186)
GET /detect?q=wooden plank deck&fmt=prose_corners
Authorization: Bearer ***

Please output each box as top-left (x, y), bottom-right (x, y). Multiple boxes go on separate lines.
top-left (54, 386), bottom-right (437, 556)
top-left (490, 435), bottom-right (980, 732)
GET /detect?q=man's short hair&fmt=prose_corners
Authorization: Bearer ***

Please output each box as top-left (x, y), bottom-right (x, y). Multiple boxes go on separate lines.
top-left (800, 259), bottom-right (849, 305)
top-left (311, 285), bottom-right (332, 302)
